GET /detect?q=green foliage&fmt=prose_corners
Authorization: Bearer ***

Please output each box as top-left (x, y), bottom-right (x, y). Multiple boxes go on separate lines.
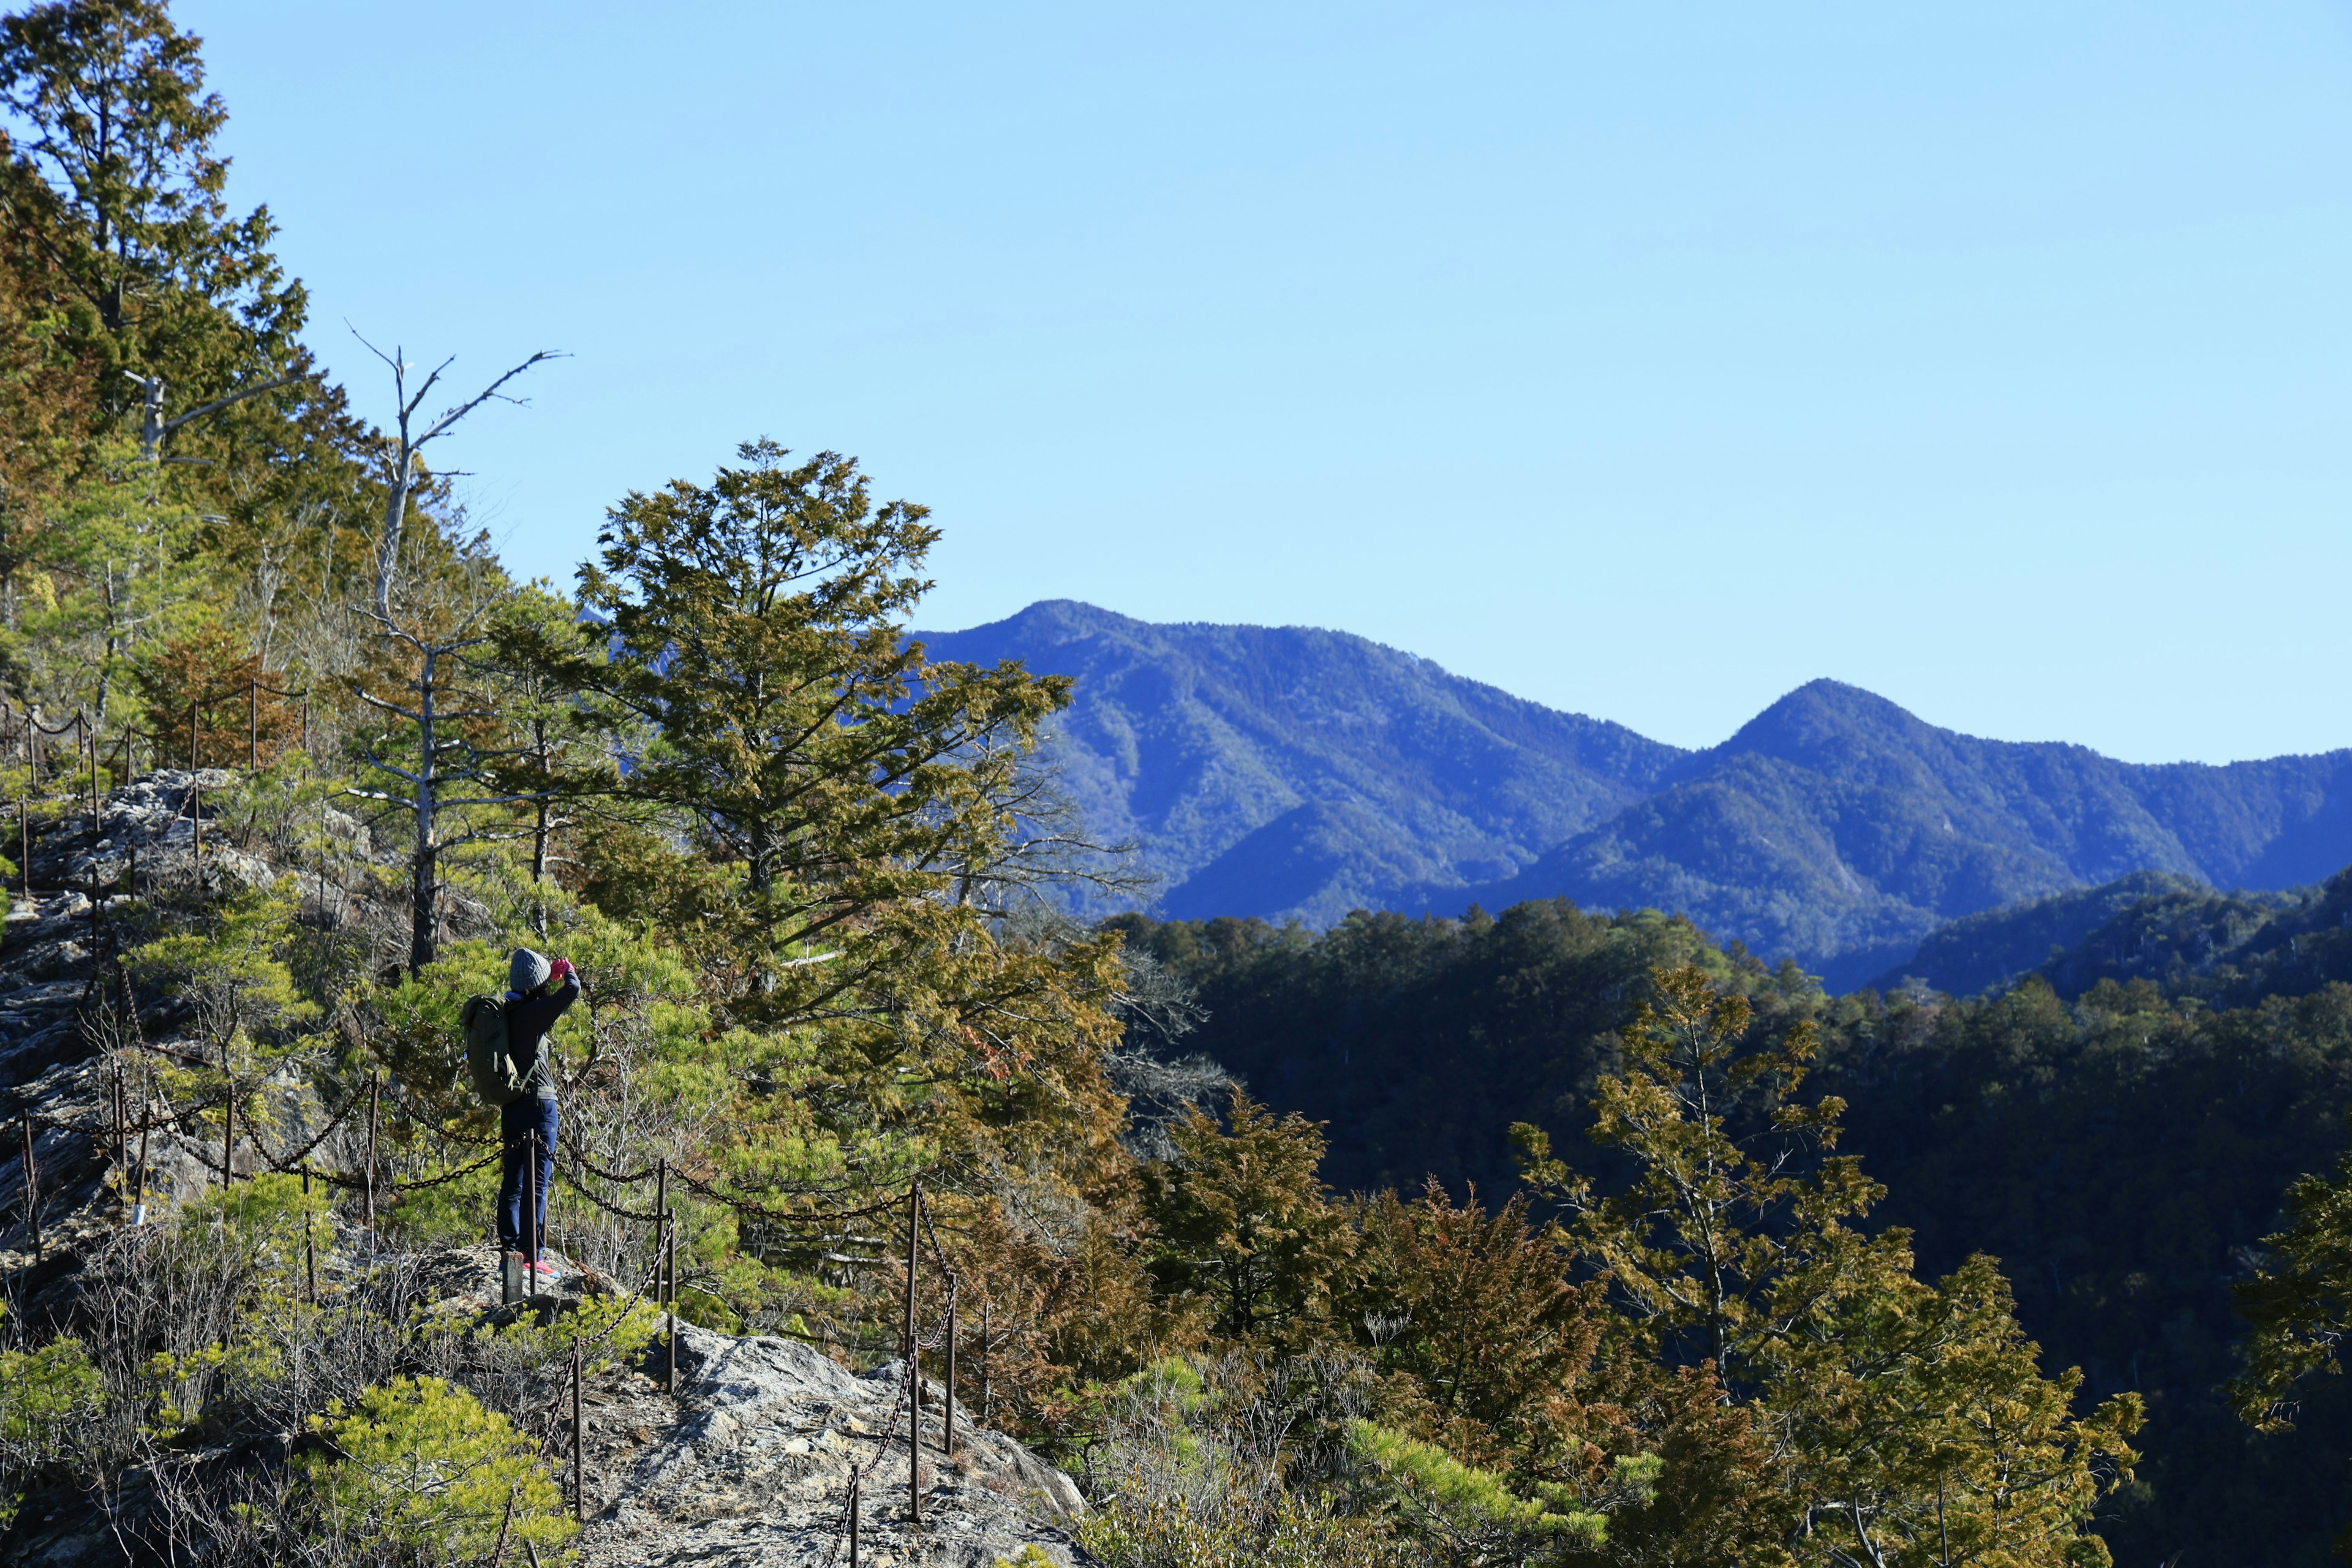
top-left (1078, 1356), bottom-right (1409, 1568)
top-left (1512, 965), bottom-right (1872, 1378)
top-left (1133, 897), bottom-right (2352, 1562)
top-left (130, 881), bottom-right (314, 1038)
top-left (1348, 1182), bottom-right (1606, 1476)
top-left (31, 436), bottom-right (206, 716)
top-left (0, 1336), bottom-right (100, 1450)
top-left (1516, 966), bottom-right (2141, 1567)
top-left (2234, 1133), bottom-right (2352, 1434)
top-left (1079, 1485), bottom-right (1404, 1568)
top-left (569, 435), bottom-right (1068, 927)
top-left (1345, 1418), bottom-right (1607, 1552)
top-left (1113, 901), bottom-right (1809, 1198)
top-left (466, 1294), bottom-right (662, 1375)
top-left (1, 17), bottom-right (2328, 1568)
top-left (1871, 870), bottom-right (2223, 999)
top-left (0, 0), bottom-right (302, 382)
top-left (184, 1169), bottom-right (333, 1244)
top-left (295, 1376), bottom-right (574, 1564)
top-left (1142, 1088), bottom-right (1355, 1347)
top-left (0, 1303), bottom-right (100, 1531)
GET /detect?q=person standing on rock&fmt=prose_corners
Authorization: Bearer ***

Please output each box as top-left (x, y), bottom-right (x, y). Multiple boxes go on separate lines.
top-left (495, 947), bottom-right (577, 1281)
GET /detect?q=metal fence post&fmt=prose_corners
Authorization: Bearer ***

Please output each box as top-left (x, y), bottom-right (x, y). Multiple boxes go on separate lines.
top-left (133, 1091), bottom-right (150, 1226)
top-left (571, 1336), bottom-right (585, 1523)
top-left (19, 1110), bottom-right (37, 1254)
top-left (111, 1065), bottom-right (126, 1189)
top-left (944, 1274), bottom-right (957, 1458)
top-left (303, 1164), bottom-right (317, 1304)
top-left (364, 1074), bottom-right (380, 1230)
top-left (526, 1131), bottom-right (541, 1289)
top-left (664, 1206), bottom-right (677, 1395)
top-left (906, 1181), bottom-right (921, 1528)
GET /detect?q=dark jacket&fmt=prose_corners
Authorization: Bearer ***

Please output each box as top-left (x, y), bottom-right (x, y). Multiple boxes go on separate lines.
top-left (504, 973), bottom-right (579, 1099)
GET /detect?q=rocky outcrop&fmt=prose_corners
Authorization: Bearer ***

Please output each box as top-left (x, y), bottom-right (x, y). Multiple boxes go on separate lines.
top-left (385, 1247), bottom-right (1092, 1568)
top-left (1, 781), bottom-right (1095, 1567)
top-left (584, 1327), bottom-right (1088, 1566)
top-left (0, 772), bottom-right (331, 1310)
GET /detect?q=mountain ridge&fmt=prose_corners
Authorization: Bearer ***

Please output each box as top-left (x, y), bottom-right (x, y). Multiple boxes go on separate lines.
top-left (917, 600), bottom-right (1686, 923)
top-left (918, 602), bottom-right (2352, 980)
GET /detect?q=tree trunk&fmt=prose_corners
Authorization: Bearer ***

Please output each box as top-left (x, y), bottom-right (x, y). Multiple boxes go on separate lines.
top-left (375, 450), bottom-right (415, 620)
top-left (409, 646), bottom-right (440, 974)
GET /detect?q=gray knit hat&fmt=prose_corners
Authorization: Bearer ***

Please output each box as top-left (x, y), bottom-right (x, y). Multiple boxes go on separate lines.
top-left (507, 948), bottom-right (552, 997)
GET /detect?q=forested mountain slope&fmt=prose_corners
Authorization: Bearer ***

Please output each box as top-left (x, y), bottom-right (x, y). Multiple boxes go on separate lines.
top-left (1449, 679), bottom-right (2352, 984)
top-left (1117, 903), bottom-right (2352, 1566)
top-left (927, 603), bottom-right (2352, 979)
top-left (1883, 861), bottom-right (2352, 1006)
top-left (915, 600), bottom-right (1686, 923)
top-left (1864, 870), bottom-right (2302, 997)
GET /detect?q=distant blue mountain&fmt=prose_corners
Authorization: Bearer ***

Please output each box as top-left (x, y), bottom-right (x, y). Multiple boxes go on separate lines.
top-left (915, 601), bottom-right (1683, 924)
top-left (918, 602), bottom-right (2352, 982)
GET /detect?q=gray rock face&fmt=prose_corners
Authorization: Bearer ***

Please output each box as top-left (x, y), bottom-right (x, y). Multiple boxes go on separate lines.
top-left (33, 769), bottom-right (270, 891)
top-left (1, 770), bottom-right (399, 1299)
top-left (2, 779), bottom-right (1095, 1567)
top-left (578, 1323), bottom-right (1090, 1567)
top-left (419, 1248), bottom-right (1092, 1567)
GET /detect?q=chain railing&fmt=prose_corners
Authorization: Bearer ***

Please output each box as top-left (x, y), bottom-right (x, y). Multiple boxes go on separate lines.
top-left (2, 747), bottom-right (997, 1556)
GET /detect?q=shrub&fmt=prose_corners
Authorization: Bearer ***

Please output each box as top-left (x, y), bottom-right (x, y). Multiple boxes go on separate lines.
top-left (295, 1375), bottom-right (574, 1564)
top-left (0, 1309), bottom-right (101, 1532)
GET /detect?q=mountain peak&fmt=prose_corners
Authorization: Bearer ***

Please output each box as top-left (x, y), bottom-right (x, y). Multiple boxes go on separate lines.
top-left (914, 601), bottom-right (1686, 925)
top-left (922, 598), bottom-right (1143, 649)
top-left (913, 605), bottom-right (2352, 978)
top-left (1720, 679), bottom-right (1936, 760)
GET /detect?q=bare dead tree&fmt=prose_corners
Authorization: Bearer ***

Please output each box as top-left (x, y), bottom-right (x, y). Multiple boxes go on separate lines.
top-left (348, 581), bottom-right (564, 976)
top-left (341, 337), bottom-right (562, 973)
top-left (126, 369), bottom-right (315, 464)
top-left (349, 331), bottom-right (559, 620)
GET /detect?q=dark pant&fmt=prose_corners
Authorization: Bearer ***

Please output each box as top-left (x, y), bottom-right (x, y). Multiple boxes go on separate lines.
top-left (498, 1096), bottom-right (559, 1253)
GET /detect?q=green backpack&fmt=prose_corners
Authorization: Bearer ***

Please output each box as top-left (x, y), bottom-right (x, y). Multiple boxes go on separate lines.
top-left (461, 993), bottom-right (525, 1107)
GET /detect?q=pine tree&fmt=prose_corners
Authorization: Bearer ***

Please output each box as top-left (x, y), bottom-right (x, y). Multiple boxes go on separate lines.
top-left (1517, 966), bottom-right (2141, 1567)
top-left (561, 437), bottom-right (1072, 1016)
top-left (0, 0), bottom-right (302, 406)
top-left (1142, 1087), bottom-right (1355, 1346)
top-left (1351, 1180), bottom-right (1608, 1474)
top-left (2234, 1136), bottom-right (2352, 1430)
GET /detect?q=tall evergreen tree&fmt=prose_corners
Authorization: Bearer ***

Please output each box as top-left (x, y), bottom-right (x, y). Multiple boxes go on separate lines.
top-left (561, 437), bottom-right (1072, 1013)
top-left (0, 0), bottom-right (299, 401)
top-left (2233, 1131), bottom-right (2352, 1560)
top-left (1517, 966), bottom-right (2141, 1567)
top-left (1142, 1087), bottom-right (1356, 1346)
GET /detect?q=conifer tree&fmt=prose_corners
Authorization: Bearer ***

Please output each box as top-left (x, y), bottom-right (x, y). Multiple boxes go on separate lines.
top-left (2233, 1137), bottom-right (2352, 1429)
top-left (1351, 1181), bottom-right (1608, 1474)
top-left (0, 0), bottom-right (301, 405)
top-left (1142, 1087), bottom-right (1355, 1346)
top-left (1517, 965), bottom-right (2141, 1567)
top-left (560, 437), bottom-right (1073, 1015)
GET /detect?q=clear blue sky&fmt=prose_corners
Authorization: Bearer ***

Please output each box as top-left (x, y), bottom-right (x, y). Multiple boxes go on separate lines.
top-left (186, 1), bottom-right (2352, 763)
